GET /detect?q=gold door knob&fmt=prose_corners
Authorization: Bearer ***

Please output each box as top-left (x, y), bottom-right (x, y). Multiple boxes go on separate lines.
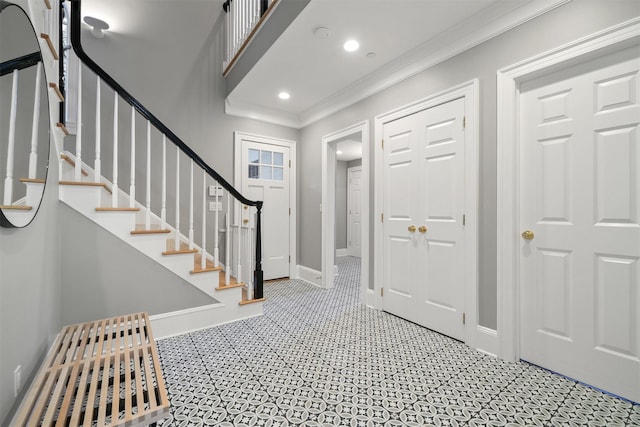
top-left (418, 226), bottom-right (427, 233)
top-left (521, 230), bottom-right (534, 240)
top-left (408, 225), bottom-right (416, 233)
top-left (243, 219), bottom-right (249, 224)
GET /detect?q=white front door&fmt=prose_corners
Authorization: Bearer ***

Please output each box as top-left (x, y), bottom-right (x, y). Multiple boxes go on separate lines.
top-left (241, 139), bottom-right (291, 280)
top-left (382, 97), bottom-right (466, 340)
top-left (519, 46), bottom-right (640, 403)
top-left (348, 166), bottom-right (362, 258)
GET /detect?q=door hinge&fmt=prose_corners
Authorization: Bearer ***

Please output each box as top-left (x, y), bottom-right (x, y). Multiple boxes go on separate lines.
top-left (289, 255), bottom-right (291, 262)
top-left (463, 214), bottom-right (466, 226)
top-left (381, 288), bottom-right (384, 297)
top-left (463, 312), bottom-right (466, 325)
top-left (289, 207), bottom-right (291, 215)
top-left (463, 116), bottom-right (466, 129)
top-left (289, 160), bottom-right (291, 167)
top-left (381, 139), bottom-right (384, 149)
top-left (381, 213), bottom-right (384, 222)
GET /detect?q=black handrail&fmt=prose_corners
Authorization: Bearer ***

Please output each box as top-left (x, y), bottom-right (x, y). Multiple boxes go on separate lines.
top-left (69, 0), bottom-right (263, 299)
top-left (0, 51), bottom-right (42, 77)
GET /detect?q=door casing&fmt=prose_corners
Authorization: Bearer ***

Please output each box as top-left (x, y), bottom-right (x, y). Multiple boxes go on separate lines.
top-left (496, 17), bottom-right (640, 362)
top-left (374, 79), bottom-right (479, 348)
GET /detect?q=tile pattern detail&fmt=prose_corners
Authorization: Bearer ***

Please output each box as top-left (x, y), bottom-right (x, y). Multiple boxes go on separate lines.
top-left (157, 256), bottom-right (639, 426)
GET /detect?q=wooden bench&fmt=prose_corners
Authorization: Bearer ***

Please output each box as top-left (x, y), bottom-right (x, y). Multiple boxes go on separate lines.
top-left (13, 312), bottom-right (170, 426)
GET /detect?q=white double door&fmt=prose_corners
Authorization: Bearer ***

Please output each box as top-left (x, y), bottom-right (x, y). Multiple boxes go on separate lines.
top-left (382, 97), bottom-right (466, 341)
top-left (240, 138), bottom-right (291, 281)
top-left (519, 46), bottom-right (639, 402)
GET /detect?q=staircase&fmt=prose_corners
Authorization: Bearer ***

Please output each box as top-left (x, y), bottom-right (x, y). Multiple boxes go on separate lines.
top-left (55, 0), bottom-right (266, 338)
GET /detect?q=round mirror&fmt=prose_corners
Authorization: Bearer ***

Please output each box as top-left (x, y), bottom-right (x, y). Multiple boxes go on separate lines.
top-left (0, 1), bottom-right (50, 228)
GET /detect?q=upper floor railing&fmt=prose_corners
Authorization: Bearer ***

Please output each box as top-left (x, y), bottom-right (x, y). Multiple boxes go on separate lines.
top-left (223, 0), bottom-right (278, 76)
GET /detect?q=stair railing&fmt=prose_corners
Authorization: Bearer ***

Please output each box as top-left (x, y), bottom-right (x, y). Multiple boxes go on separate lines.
top-left (222, 0), bottom-right (278, 76)
top-left (69, 0), bottom-right (264, 300)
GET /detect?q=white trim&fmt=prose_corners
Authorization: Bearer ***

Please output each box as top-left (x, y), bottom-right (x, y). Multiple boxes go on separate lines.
top-left (365, 289), bottom-right (376, 309)
top-left (347, 165), bottom-right (363, 257)
top-left (150, 302), bottom-right (262, 340)
top-left (374, 79), bottom-right (479, 347)
top-left (336, 248), bottom-right (348, 257)
top-left (296, 264), bottom-right (323, 288)
top-left (496, 17), bottom-right (640, 362)
top-left (225, 0), bottom-right (569, 129)
top-left (233, 131), bottom-right (297, 279)
top-left (321, 121), bottom-right (370, 301)
top-left (475, 326), bottom-right (498, 357)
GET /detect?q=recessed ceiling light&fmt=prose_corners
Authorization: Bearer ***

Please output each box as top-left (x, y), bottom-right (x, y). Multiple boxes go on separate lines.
top-left (278, 91), bottom-right (290, 100)
top-left (336, 150), bottom-right (343, 155)
top-left (343, 39), bottom-right (360, 52)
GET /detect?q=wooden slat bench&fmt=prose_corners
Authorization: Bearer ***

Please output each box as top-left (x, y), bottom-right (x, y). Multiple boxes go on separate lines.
top-left (13, 312), bottom-right (170, 427)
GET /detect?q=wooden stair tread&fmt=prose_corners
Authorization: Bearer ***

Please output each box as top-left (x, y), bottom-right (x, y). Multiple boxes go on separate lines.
top-left (59, 180), bottom-right (112, 194)
top-left (60, 154), bottom-right (89, 176)
top-left (163, 247), bottom-right (198, 256)
top-left (56, 123), bottom-right (70, 136)
top-left (0, 205), bottom-right (33, 211)
top-left (19, 178), bottom-right (46, 184)
top-left (131, 225), bottom-right (170, 235)
top-left (239, 297), bottom-right (266, 306)
top-left (96, 207), bottom-right (140, 212)
top-left (190, 266), bottom-right (223, 274)
top-left (215, 282), bottom-right (245, 291)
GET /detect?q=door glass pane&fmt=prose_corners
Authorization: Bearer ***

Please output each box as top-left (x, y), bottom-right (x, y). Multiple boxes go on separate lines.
top-left (248, 149), bottom-right (260, 164)
top-left (273, 152), bottom-right (284, 166)
top-left (273, 166), bottom-right (283, 181)
top-left (261, 165), bottom-right (272, 180)
top-left (248, 164), bottom-right (259, 179)
top-left (261, 150), bottom-right (272, 165)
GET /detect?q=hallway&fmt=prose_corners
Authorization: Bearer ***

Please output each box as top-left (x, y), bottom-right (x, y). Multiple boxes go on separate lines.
top-left (157, 256), bottom-right (639, 426)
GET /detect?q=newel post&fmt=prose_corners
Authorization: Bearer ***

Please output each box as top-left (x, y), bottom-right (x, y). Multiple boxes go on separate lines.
top-left (253, 201), bottom-right (264, 299)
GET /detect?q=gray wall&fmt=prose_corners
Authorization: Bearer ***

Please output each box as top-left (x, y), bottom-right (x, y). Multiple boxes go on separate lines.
top-left (297, 0), bottom-right (640, 329)
top-left (335, 161), bottom-right (347, 250)
top-left (59, 204), bottom-right (218, 325)
top-left (0, 145), bottom-right (60, 424)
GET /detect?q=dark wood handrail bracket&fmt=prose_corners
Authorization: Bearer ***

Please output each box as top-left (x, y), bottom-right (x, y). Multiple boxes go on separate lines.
top-left (69, 0), bottom-right (263, 300)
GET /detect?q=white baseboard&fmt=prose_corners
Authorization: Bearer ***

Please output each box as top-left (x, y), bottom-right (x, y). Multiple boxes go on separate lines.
top-left (475, 325), bottom-right (498, 357)
top-left (365, 288), bottom-right (376, 308)
top-left (336, 248), bottom-right (348, 257)
top-left (296, 265), bottom-right (322, 287)
top-left (150, 303), bottom-right (262, 339)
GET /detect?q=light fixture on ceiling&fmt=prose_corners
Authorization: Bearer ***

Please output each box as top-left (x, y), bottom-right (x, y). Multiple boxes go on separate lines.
top-left (343, 39), bottom-right (360, 52)
top-left (336, 150), bottom-right (343, 155)
top-left (313, 26), bottom-right (331, 39)
top-left (366, 52), bottom-right (377, 59)
top-left (84, 16), bottom-right (109, 38)
top-left (278, 91), bottom-right (290, 100)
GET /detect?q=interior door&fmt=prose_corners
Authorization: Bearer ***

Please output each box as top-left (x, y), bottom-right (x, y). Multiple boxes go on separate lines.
top-left (519, 46), bottom-right (640, 403)
top-left (241, 139), bottom-right (290, 280)
top-left (348, 166), bottom-right (362, 257)
top-left (417, 97), bottom-right (466, 340)
top-left (382, 97), bottom-right (467, 339)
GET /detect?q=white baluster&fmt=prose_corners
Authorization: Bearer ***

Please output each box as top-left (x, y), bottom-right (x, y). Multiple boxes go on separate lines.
top-left (188, 160), bottom-right (194, 249)
top-left (112, 92), bottom-right (118, 207)
top-left (225, 192), bottom-right (231, 285)
top-left (246, 216), bottom-right (252, 299)
top-left (3, 70), bottom-right (19, 205)
top-left (75, 61), bottom-right (82, 181)
top-left (175, 147), bottom-right (180, 251)
top-left (201, 170), bottom-right (207, 270)
top-left (237, 201), bottom-right (242, 284)
top-left (214, 183), bottom-right (220, 268)
top-left (28, 63), bottom-right (42, 180)
top-left (94, 76), bottom-right (101, 182)
top-left (129, 106), bottom-right (135, 208)
top-left (161, 135), bottom-right (167, 229)
top-left (145, 120), bottom-right (151, 230)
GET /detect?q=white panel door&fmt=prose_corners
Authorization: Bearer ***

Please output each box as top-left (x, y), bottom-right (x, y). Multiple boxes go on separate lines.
top-left (519, 47), bottom-right (640, 403)
top-left (348, 166), bottom-right (362, 258)
top-left (417, 97), bottom-right (466, 340)
top-left (241, 139), bottom-right (290, 280)
top-left (383, 113), bottom-right (420, 324)
top-left (382, 98), bottom-right (466, 339)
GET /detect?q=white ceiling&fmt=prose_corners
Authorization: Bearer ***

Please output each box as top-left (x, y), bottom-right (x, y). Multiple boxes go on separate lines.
top-left (226, 0), bottom-right (568, 128)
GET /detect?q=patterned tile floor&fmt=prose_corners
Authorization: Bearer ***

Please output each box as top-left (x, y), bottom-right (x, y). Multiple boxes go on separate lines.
top-left (157, 256), bottom-right (640, 426)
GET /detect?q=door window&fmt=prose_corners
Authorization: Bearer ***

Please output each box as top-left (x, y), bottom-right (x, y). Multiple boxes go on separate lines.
top-left (248, 148), bottom-right (284, 181)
